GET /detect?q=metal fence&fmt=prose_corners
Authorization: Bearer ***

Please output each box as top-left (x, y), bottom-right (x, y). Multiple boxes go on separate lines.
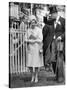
top-left (9, 26), bottom-right (28, 74)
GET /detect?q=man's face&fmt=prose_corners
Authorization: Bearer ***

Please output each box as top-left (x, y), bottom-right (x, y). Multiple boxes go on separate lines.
top-left (51, 12), bottom-right (57, 19)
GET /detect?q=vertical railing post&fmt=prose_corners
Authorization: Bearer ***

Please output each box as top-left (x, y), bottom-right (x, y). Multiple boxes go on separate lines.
top-left (23, 30), bottom-right (25, 72)
top-left (10, 32), bottom-right (12, 74)
top-left (20, 32), bottom-right (23, 73)
top-left (12, 33), bottom-right (15, 74)
top-left (18, 33), bottom-right (20, 73)
top-left (15, 32), bottom-right (17, 74)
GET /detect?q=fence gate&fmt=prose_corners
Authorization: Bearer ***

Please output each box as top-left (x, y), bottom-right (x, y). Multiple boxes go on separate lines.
top-left (9, 25), bottom-right (28, 74)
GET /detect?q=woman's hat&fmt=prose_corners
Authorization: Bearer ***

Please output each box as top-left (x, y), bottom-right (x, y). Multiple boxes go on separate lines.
top-left (28, 15), bottom-right (37, 22)
top-left (49, 6), bottom-right (57, 14)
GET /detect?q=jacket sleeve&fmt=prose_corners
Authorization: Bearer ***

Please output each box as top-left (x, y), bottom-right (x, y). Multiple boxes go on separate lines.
top-left (61, 18), bottom-right (65, 32)
top-left (60, 18), bottom-right (65, 40)
top-left (42, 25), bottom-right (49, 40)
top-left (38, 29), bottom-right (43, 42)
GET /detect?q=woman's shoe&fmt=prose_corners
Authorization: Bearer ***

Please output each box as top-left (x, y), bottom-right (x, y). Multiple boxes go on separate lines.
top-left (31, 76), bottom-right (34, 83)
top-left (35, 77), bottom-right (38, 83)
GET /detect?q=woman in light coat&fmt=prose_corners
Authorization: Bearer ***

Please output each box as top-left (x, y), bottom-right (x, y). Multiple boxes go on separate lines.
top-left (25, 15), bottom-right (43, 83)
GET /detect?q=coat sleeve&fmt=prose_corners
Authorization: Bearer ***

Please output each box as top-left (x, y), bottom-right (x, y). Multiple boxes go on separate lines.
top-left (37, 28), bottom-right (43, 42)
top-left (61, 17), bottom-right (65, 32)
top-left (42, 24), bottom-right (51, 41)
top-left (60, 17), bottom-right (65, 40)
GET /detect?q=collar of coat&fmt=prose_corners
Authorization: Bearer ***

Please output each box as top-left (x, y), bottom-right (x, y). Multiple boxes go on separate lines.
top-left (55, 15), bottom-right (61, 25)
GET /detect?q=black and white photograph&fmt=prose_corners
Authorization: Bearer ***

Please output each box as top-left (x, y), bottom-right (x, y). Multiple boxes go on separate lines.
top-left (9, 2), bottom-right (65, 88)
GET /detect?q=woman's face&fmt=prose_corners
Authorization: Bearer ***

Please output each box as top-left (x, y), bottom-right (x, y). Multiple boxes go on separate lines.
top-left (30, 20), bottom-right (36, 29)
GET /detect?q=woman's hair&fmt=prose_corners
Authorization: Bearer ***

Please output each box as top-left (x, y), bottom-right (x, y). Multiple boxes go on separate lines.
top-left (30, 19), bottom-right (37, 24)
top-left (29, 19), bottom-right (37, 26)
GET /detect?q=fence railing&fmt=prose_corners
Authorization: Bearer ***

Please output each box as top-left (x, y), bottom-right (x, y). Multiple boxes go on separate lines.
top-left (9, 28), bottom-right (28, 74)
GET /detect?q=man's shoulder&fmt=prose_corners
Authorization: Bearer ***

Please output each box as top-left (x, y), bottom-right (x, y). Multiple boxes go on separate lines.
top-left (43, 24), bottom-right (52, 30)
top-left (43, 24), bottom-right (48, 29)
top-left (59, 16), bottom-right (65, 21)
top-left (59, 16), bottom-right (65, 27)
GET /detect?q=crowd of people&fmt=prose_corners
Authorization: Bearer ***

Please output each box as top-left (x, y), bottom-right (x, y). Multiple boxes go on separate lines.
top-left (25, 6), bottom-right (65, 83)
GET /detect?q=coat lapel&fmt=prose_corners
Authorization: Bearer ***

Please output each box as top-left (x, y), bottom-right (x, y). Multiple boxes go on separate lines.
top-left (55, 17), bottom-right (61, 30)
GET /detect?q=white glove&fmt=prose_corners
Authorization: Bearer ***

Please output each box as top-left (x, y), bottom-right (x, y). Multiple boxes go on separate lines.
top-left (53, 35), bottom-right (56, 39)
top-left (57, 36), bottom-right (62, 40)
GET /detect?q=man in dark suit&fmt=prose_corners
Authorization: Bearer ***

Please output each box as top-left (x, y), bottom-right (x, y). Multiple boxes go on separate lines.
top-left (42, 23), bottom-right (54, 67)
top-left (43, 11), bottom-right (55, 69)
top-left (43, 6), bottom-right (65, 82)
top-left (49, 6), bottom-right (65, 82)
